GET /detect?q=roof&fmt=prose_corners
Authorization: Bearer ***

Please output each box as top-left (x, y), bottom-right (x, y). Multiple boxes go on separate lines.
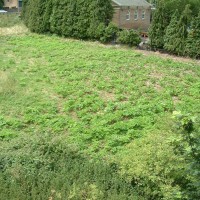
top-left (112, 0), bottom-right (151, 7)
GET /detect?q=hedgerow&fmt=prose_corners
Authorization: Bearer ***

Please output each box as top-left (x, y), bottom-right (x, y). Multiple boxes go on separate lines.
top-left (22, 0), bottom-right (113, 40)
top-left (22, 0), bottom-right (141, 46)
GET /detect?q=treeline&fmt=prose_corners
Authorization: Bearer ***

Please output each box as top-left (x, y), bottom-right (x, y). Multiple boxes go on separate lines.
top-left (149, 0), bottom-right (200, 58)
top-left (22, 0), bottom-right (141, 46)
top-left (22, 0), bottom-right (113, 39)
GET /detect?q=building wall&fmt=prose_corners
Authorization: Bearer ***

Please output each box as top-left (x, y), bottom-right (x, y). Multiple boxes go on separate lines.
top-left (112, 6), bottom-right (151, 31)
top-left (4, 0), bottom-right (19, 8)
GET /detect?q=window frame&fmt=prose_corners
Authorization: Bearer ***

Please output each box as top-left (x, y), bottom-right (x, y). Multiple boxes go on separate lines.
top-left (126, 10), bottom-right (131, 21)
top-left (142, 10), bottom-right (146, 20)
top-left (134, 9), bottom-right (138, 20)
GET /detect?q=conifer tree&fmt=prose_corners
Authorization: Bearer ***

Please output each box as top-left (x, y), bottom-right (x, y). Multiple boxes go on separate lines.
top-left (149, 1), bottom-right (169, 49)
top-left (172, 4), bottom-right (192, 55)
top-left (186, 12), bottom-right (200, 58)
top-left (164, 10), bottom-right (180, 53)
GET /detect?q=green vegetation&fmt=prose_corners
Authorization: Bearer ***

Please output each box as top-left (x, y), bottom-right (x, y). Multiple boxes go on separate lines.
top-left (0, 16), bottom-right (200, 199)
top-left (149, 0), bottom-right (200, 57)
top-left (22, 0), bottom-right (141, 46)
top-left (0, 14), bottom-right (21, 28)
top-left (117, 29), bottom-right (141, 47)
top-left (22, 0), bottom-right (113, 40)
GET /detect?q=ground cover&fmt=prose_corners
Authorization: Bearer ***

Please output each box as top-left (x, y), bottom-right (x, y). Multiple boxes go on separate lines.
top-left (0, 33), bottom-right (200, 156)
top-left (0, 17), bottom-right (200, 199)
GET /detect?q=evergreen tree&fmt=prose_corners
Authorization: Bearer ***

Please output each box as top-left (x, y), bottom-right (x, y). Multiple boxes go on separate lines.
top-left (185, 12), bottom-right (200, 58)
top-left (164, 10), bottom-right (180, 53)
top-left (49, 0), bottom-right (66, 35)
top-left (172, 4), bottom-right (192, 55)
top-left (149, 1), bottom-right (169, 49)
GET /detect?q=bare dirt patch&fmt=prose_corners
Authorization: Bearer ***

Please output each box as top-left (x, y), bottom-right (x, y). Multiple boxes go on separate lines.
top-left (135, 49), bottom-right (200, 65)
top-left (99, 90), bottom-right (115, 101)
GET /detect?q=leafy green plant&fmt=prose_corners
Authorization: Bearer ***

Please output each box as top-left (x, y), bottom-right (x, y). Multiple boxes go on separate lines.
top-left (99, 23), bottom-right (119, 43)
top-left (0, 133), bottom-right (140, 200)
top-left (172, 111), bottom-right (200, 199)
top-left (185, 12), bottom-right (200, 58)
top-left (117, 29), bottom-right (141, 47)
top-left (118, 130), bottom-right (188, 200)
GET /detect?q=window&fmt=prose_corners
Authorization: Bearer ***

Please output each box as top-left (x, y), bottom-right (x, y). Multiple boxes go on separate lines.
top-left (126, 10), bottom-right (130, 20)
top-left (142, 10), bottom-right (145, 19)
top-left (134, 10), bottom-right (138, 20)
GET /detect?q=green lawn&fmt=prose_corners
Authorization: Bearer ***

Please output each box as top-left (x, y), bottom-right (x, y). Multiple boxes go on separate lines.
top-left (0, 33), bottom-right (199, 156)
top-left (1, 23), bottom-right (200, 199)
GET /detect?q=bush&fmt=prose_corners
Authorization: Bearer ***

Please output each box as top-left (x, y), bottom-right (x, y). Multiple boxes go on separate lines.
top-left (22, 0), bottom-right (113, 40)
top-left (0, 133), bottom-right (140, 200)
top-left (185, 12), bottom-right (200, 58)
top-left (173, 112), bottom-right (200, 199)
top-left (99, 23), bottom-right (119, 43)
top-left (118, 131), bottom-right (189, 200)
top-left (117, 29), bottom-right (141, 47)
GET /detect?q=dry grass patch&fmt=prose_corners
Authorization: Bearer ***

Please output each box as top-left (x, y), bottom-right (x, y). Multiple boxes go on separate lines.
top-left (0, 25), bottom-right (28, 36)
top-left (99, 90), bottom-right (115, 101)
top-left (0, 71), bottom-right (16, 95)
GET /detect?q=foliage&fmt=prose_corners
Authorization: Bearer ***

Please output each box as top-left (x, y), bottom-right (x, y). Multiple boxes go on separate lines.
top-left (185, 12), bottom-right (200, 58)
top-left (117, 29), bottom-right (141, 47)
top-left (149, 0), bottom-right (200, 57)
top-left (0, 33), bottom-right (200, 154)
top-left (173, 111), bottom-right (200, 199)
top-left (0, 27), bottom-right (200, 198)
top-left (118, 131), bottom-right (189, 200)
top-left (0, 133), bottom-right (140, 200)
top-left (99, 23), bottom-right (119, 43)
top-left (171, 4), bottom-right (192, 56)
top-left (164, 10), bottom-right (180, 53)
top-left (149, 1), bottom-right (169, 49)
top-left (22, 0), bottom-right (113, 40)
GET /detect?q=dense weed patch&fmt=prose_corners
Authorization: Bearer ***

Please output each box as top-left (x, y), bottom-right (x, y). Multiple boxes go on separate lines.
top-left (0, 34), bottom-right (199, 155)
top-left (0, 134), bottom-right (140, 200)
top-left (0, 33), bottom-right (200, 199)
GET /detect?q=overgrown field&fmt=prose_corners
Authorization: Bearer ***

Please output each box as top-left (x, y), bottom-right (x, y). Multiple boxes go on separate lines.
top-left (0, 23), bottom-right (200, 199)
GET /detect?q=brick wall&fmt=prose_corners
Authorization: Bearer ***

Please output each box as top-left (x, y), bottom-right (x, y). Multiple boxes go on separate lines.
top-left (4, 0), bottom-right (19, 8)
top-left (112, 6), bottom-right (151, 31)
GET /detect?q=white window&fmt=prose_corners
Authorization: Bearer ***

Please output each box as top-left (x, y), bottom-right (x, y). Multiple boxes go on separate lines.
top-left (134, 10), bottom-right (138, 20)
top-left (126, 10), bottom-right (130, 20)
top-left (142, 10), bottom-right (145, 19)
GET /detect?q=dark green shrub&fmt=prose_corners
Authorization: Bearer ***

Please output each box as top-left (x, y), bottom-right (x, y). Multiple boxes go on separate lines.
top-left (149, 1), bottom-right (169, 49)
top-left (173, 111), bottom-right (200, 199)
top-left (100, 23), bottom-right (119, 43)
top-left (118, 131), bottom-right (189, 200)
top-left (164, 10), bottom-right (180, 53)
top-left (117, 29), bottom-right (141, 47)
top-left (22, 0), bottom-right (51, 33)
top-left (171, 4), bottom-right (192, 56)
top-left (0, 133), bottom-right (140, 200)
top-left (185, 12), bottom-right (200, 58)
top-left (23, 0), bottom-right (113, 40)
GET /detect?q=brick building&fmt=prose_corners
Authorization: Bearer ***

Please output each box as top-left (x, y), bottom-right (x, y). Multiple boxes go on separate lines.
top-left (112, 0), bottom-right (152, 31)
top-left (3, 0), bottom-right (22, 11)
